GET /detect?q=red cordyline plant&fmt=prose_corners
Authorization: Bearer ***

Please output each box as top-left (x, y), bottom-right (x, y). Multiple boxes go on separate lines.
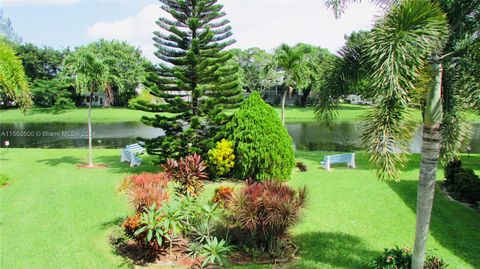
top-left (125, 172), bottom-right (170, 213)
top-left (162, 153), bottom-right (208, 196)
top-left (228, 180), bottom-right (308, 256)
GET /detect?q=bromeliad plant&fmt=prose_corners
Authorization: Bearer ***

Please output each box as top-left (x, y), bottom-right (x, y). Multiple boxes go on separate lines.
top-left (162, 154), bottom-right (208, 196)
top-left (228, 180), bottom-right (308, 256)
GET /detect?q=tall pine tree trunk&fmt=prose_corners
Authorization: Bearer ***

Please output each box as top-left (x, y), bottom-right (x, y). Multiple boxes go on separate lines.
top-left (87, 90), bottom-right (93, 167)
top-left (412, 60), bottom-right (443, 269)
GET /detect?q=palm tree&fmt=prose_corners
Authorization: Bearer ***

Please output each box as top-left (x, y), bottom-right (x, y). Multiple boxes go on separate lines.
top-left (65, 48), bottom-right (108, 167)
top-left (0, 41), bottom-right (32, 111)
top-left (273, 44), bottom-right (309, 125)
top-left (319, 0), bottom-right (479, 268)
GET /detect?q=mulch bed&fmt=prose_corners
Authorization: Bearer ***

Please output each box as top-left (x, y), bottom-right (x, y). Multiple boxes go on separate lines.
top-left (112, 236), bottom-right (201, 268)
top-left (229, 241), bottom-right (299, 266)
top-left (112, 233), bottom-right (300, 268)
top-left (76, 163), bottom-right (108, 169)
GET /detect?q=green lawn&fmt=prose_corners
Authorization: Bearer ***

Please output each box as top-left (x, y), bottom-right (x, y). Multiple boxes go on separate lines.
top-left (1, 105), bottom-right (478, 124)
top-left (1, 148), bottom-right (479, 268)
top-left (0, 107), bottom-right (158, 123)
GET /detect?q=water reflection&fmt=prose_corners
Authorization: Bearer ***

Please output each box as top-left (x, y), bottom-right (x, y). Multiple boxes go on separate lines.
top-left (1, 121), bottom-right (479, 153)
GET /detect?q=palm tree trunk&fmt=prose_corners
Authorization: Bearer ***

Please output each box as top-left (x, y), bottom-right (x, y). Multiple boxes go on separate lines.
top-left (281, 88), bottom-right (287, 125)
top-left (88, 90), bottom-right (93, 167)
top-left (412, 60), bottom-right (443, 269)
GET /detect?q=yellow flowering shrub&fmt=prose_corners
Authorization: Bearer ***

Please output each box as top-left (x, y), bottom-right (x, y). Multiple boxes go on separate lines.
top-left (208, 139), bottom-right (235, 177)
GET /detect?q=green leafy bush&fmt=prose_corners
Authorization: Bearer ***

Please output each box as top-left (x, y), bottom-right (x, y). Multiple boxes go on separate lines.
top-left (207, 139), bottom-right (235, 177)
top-left (224, 92), bottom-right (295, 181)
top-left (52, 95), bottom-right (75, 113)
top-left (372, 246), bottom-right (447, 269)
top-left (128, 89), bottom-right (162, 109)
top-left (134, 204), bottom-right (170, 255)
top-left (227, 180), bottom-right (307, 256)
top-left (199, 237), bottom-right (232, 267)
top-left (444, 159), bottom-right (462, 182)
top-left (31, 79), bottom-right (74, 109)
top-left (443, 159), bottom-right (480, 204)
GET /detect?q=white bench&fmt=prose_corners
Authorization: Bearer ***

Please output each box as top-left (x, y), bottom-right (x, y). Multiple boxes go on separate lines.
top-left (321, 153), bottom-right (356, 171)
top-left (120, 143), bottom-right (145, 167)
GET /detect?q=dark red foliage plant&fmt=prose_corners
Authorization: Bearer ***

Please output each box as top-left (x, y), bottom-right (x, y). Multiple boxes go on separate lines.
top-left (124, 172), bottom-right (170, 213)
top-left (228, 180), bottom-right (308, 256)
top-left (162, 153), bottom-right (208, 196)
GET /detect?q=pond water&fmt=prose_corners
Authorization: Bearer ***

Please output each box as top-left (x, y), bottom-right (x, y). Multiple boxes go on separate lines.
top-left (0, 121), bottom-right (479, 153)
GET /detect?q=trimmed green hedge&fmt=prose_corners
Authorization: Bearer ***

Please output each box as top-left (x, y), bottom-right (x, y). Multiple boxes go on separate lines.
top-left (225, 92), bottom-right (295, 181)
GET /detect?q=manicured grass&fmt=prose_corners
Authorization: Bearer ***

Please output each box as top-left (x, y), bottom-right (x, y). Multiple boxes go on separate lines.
top-left (1, 105), bottom-right (478, 124)
top-left (0, 107), bottom-right (158, 123)
top-left (1, 148), bottom-right (479, 268)
top-left (0, 173), bottom-right (9, 186)
top-left (274, 104), bottom-right (377, 123)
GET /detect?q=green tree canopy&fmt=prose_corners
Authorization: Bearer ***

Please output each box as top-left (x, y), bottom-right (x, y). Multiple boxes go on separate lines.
top-left (80, 39), bottom-right (148, 106)
top-left (0, 41), bottom-right (32, 111)
top-left (136, 0), bottom-right (243, 162)
top-left (231, 47), bottom-right (281, 95)
top-left (16, 43), bottom-right (66, 81)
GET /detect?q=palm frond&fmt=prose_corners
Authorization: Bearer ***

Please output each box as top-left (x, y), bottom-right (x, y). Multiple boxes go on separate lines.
top-left (362, 0), bottom-right (448, 180)
top-left (324, 0), bottom-right (395, 18)
top-left (0, 42), bottom-right (32, 111)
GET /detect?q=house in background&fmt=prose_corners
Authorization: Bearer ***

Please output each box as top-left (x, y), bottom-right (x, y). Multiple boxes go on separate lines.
top-left (80, 92), bottom-right (105, 107)
top-left (263, 86), bottom-right (301, 106)
top-left (345, 94), bottom-right (372, 105)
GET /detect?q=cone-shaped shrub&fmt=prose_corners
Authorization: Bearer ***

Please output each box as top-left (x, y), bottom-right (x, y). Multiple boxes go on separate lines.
top-left (225, 92), bottom-right (295, 181)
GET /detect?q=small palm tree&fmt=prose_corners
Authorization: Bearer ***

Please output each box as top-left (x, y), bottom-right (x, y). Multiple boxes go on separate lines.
top-left (65, 48), bottom-right (108, 167)
top-left (319, 0), bottom-right (479, 268)
top-left (273, 44), bottom-right (309, 124)
top-left (0, 41), bottom-right (32, 111)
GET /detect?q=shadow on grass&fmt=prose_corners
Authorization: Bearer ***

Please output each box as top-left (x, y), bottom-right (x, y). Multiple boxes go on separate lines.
top-left (95, 154), bottom-right (161, 174)
top-left (294, 232), bottom-right (380, 269)
top-left (101, 217), bottom-right (125, 229)
top-left (25, 108), bottom-right (74, 115)
top-left (36, 153), bottom-right (161, 174)
top-left (388, 180), bottom-right (480, 268)
top-left (37, 156), bottom-right (81, 166)
top-left (337, 105), bottom-right (370, 111)
top-left (295, 151), bottom-right (450, 173)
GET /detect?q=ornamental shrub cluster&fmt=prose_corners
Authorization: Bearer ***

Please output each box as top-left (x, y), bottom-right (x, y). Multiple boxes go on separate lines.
top-left (208, 139), bottom-right (235, 177)
top-left (443, 159), bottom-right (480, 204)
top-left (227, 180), bottom-right (307, 256)
top-left (224, 92), bottom-right (295, 181)
top-left (372, 246), bottom-right (447, 269)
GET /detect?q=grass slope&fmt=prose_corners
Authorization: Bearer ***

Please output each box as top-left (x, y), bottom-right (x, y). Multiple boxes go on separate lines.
top-left (0, 149), bottom-right (479, 268)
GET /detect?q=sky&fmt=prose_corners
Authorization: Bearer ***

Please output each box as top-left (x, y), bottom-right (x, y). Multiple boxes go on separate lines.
top-left (1, 0), bottom-right (382, 61)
